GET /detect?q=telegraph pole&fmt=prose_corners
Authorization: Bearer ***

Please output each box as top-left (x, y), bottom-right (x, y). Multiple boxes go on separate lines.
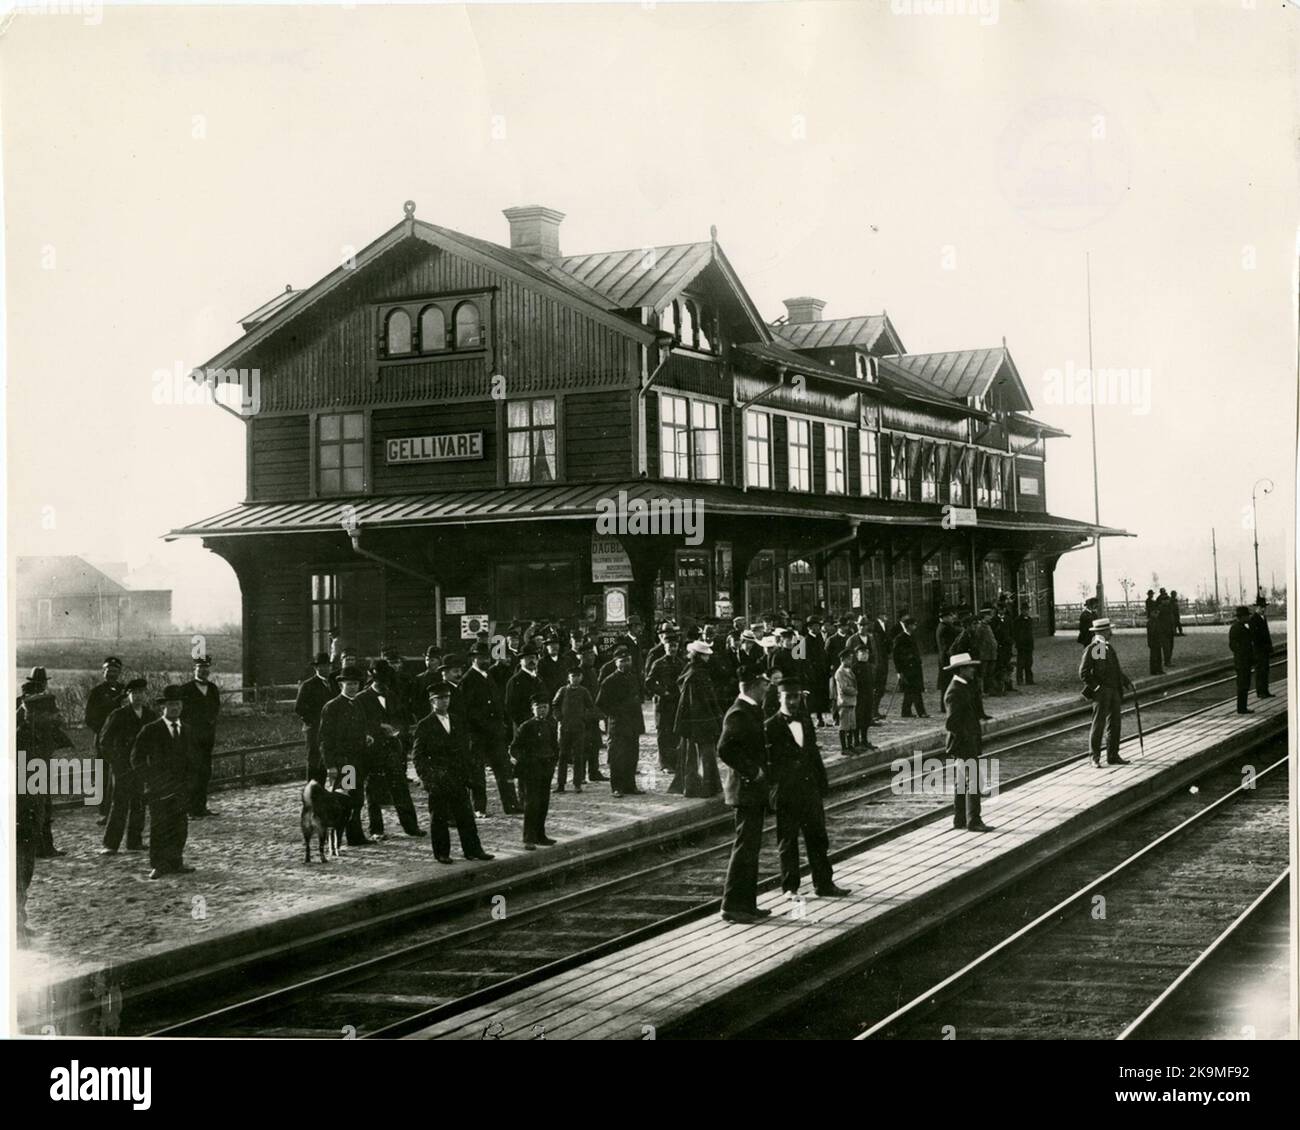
top-left (1252, 478), bottom-right (1273, 603)
top-left (1086, 253), bottom-right (1105, 611)
top-left (1211, 528), bottom-right (1220, 611)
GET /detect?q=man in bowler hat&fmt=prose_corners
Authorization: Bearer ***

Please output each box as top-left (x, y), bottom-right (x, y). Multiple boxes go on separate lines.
top-left (717, 664), bottom-right (773, 924)
top-left (294, 652), bottom-right (334, 783)
top-left (130, 685), bottom-right (196, 878)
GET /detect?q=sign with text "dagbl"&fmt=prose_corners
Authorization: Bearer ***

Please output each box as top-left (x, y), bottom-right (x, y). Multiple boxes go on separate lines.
top-left (387, 433), bottom-right (484, 464)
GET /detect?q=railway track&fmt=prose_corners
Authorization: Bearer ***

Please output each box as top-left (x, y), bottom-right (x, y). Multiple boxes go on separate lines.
top-left (120, 659), bottom-right (1281, 1039)
top-left (1119, 869), bottom-right (1292, 1042)
top-left (839, 750), bottom-right (1289, 1041)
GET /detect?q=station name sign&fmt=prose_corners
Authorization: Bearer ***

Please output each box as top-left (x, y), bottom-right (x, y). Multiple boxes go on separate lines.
top-left (386, 433), bottom-right (484, 464)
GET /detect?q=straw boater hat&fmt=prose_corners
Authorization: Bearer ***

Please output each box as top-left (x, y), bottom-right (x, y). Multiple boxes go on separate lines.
top-left (943, 652), bottom-right (981, 672)
top-left (1091, 617), bottom-right (1113, 632)
top-left (759, 635), bottom-right (778, 649)
top-left (686, 640), bottom-right (712, 656)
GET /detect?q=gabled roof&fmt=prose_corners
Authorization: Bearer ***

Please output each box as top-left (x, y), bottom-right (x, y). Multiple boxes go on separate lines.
top-left (555, 239), bottom-right (772, 343)
top-left (881, 347), bottom-right (1033, 411)
top-left (16, 556), bottom-right (127, 597)
top-left (558, 242), bottom-right (714, 310)
top-left (774, 313), bottom-right (906, 355)
top-left (239, 286), bottom-right (300, 331)
top-left (197, 210), bottom-right (660, 379)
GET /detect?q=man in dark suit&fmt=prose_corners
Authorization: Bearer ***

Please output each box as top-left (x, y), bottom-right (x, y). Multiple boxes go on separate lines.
top-left (1228, 606), bottom-right (1254, 714)
top-left (943, 653), bottom-right (991, 832)
top-left (411, 646), bottom-right (445, 710)
top-left (510, 693), bottom-right (561, 850)
top-left (595, 648), bottom-right (645, 797)
top-left (717, 665), bottom-right (773, 924)
top-left (892, 614), bottom-right (927, 718)
top-left (412, 681), bottom-right (494, 864)
top-left (357, 660), bottom-right (424, 838)
top-left (1076, 597), bottom-right (1097, 645)
top-left (98, 678), bottom-right (155, 855)
top-left (764, 675), bottom-right (850, 899)
top-left (1248, 597), bottom-right (1274, 698)
top-left (505, 644), bottom-right (548, 733)
top-left (1012, 606), bottom-right (1036, 685)
top-left (179, 656), bottom-right (221, 818)
top-left (867, 613), bottom-right (890, 720)
top-left (644, 633), bottom-right (685, 772)
top-left (130, 685), bottom-right (196, 879)
top-left (1144, 600), bottom-right (1164, 676)
top-left (84, 656), bottom-right (125, 824)
top-left (1078, 618), bottom-right (1136, 767)
top-left (294, 652), bottom-right (334, 783)
top-left (318, 665), bottom-right (376, 846)
top-left (935, 608), bottom-right (959, 710)
top-left (461, 644), bottom-right (522, 816)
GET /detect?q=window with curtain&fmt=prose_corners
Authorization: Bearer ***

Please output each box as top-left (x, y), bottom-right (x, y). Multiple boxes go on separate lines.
top-left (745, 410), bottom-right (771, 488)
top-left (788, 417), bottom-right (811, 492)
top-left (825, 424), bottom-right (847, 494)
top-left (921, 445), bottom-right (937, 502)
top-left (890, 436), bottom-right (908, 499)
top-left (507, 397), bottom-right (557, 483)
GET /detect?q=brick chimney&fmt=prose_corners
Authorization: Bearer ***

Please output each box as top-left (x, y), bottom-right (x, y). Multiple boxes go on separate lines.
top-left (502, 206), bottom-right (565, 258)
top-left (782, 296), bottom-right (826, 324)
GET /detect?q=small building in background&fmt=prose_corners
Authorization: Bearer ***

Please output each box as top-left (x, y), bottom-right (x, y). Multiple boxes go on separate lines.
top-left (15, 556), bottom-right (173, 641)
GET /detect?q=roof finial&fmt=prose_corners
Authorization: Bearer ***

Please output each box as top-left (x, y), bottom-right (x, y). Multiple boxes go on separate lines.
top-left (284, 283), bottom-right (293, 293)
top-left (710, 224), bottom-right (718, 244)
top-left (403, 200), bottom-right (416, 219)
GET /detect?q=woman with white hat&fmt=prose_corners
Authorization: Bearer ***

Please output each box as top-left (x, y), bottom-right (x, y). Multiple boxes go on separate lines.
top-left (673, 640), bottom-right (723, 796)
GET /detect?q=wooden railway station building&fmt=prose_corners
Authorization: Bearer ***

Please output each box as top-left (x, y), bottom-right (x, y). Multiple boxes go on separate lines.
top-left (171, 202), bottom-right (1125, 685)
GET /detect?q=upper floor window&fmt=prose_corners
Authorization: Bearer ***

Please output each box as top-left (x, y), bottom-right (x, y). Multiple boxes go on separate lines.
top-left (385, 309), bottom-right (412, 356)
top-left (454, 301), bottom-right (484, 348)
top-left (691, 399), bottom-right (721, 482)
top-left (788, 418), bottom-right (811, 492)
top-left (745, 409), bottom-right (771, 489)
top-left (890, 437), bottom-right (908, 500)
top-left (419, 305), bottom-right (447, 352)
top-left (856, 354), bottom-right (876, 383)
top-left (659, 296), bottom-right (718, 354)
top-left (660, 394), bottom-right (690, 479)
top-left (921, 446), bottom-right (937, 502)
top-left (507, 398), bottom-right (557, 483)
top-left (379, 293), bottom-right (489, 359)
top-left (825, 424), bottom-right (847, 495)
top-left (860, 429), bottom-right (879, 497)
top-left (318, 412), bottom-right (366, 495)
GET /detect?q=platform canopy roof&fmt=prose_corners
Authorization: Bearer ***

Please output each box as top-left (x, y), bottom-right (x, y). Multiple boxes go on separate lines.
top-left (169, 481), bottom-right (1129, 543)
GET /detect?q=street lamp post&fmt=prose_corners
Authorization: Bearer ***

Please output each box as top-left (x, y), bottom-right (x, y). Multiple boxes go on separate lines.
top-left (1252, 478), bottom-right (1273, 603)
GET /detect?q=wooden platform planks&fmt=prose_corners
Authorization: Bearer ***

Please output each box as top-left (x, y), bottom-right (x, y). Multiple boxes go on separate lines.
top-left (406, 694), bottom-right (1287, 1040)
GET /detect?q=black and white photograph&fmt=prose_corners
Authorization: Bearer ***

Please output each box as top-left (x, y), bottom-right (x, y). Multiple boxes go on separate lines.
top-left (1, 0), bottom-right (1297, 1089)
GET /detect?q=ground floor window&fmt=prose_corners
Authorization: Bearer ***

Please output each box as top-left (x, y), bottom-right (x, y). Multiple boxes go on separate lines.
top-left (1017, 558), bottom-right (1044, 617)
top-left (981, 557), bottom-right (1010, 608)
top-left (825, 553), bottom-right (852, 616)
top-left (861, 551), bottom-right (887, 619)
top-left (746, 551), bottom-right (775, 619)
top-left (788, 558), bottom-right (815, 616)
top-left (494, 557), bottom-right (576, 623)
top-left (309, 566), bottom-right (384, 658)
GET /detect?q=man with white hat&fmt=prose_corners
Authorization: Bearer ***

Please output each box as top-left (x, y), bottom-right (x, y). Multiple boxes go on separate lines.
top-left (943, 653), bottom-right (991, 832)
top-left (1078, 618), bottom-right (1136, 767)
top-left (672, 638), bottom-right (723, 796)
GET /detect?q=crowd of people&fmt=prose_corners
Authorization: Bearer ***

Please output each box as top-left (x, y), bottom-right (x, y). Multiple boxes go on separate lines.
top-left (14, 588), bottom-right (1276, 942)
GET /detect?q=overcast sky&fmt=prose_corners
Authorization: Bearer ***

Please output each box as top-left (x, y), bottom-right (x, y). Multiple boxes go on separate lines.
top-left (4, 1), bottom-right (1297, 625)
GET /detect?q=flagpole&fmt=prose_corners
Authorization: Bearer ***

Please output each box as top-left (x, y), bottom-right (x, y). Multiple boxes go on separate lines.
top-left (1087, 253), bottom-right (1105, 612)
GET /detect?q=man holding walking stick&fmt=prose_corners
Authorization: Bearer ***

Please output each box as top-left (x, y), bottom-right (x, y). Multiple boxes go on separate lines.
top-left (1078, 617), bottom-right (1136, 768)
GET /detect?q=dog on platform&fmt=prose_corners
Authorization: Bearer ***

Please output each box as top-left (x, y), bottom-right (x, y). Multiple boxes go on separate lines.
top-left (300, 780), bottom-right (352, 863)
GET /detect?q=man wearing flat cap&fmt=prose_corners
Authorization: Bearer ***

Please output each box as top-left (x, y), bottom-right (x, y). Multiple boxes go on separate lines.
top-left (295, 653), bottom-right (334, 784)
top-left (596, 648), bottom-right (645, 797)
top-left (509, 692), bottom-right (561, 849)
top-left (319, 665), bottom-right (377, 846)
top-left (943, 653), bottom-right (991, 832)
top-left (1078, 618), bottom-right (1135, 767)
top-left (130, 685), bottom-right (197, 878)
top-left (412, 681), bottom-right (494, 864)
top-left (179, 655), bottom-right (221, 818)
top-left (764, 674), bottom-right (849, 899)
top-left (99, 677), bottom-right (155, 855)
top-left (84, 657), bottom-right (126, 823)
